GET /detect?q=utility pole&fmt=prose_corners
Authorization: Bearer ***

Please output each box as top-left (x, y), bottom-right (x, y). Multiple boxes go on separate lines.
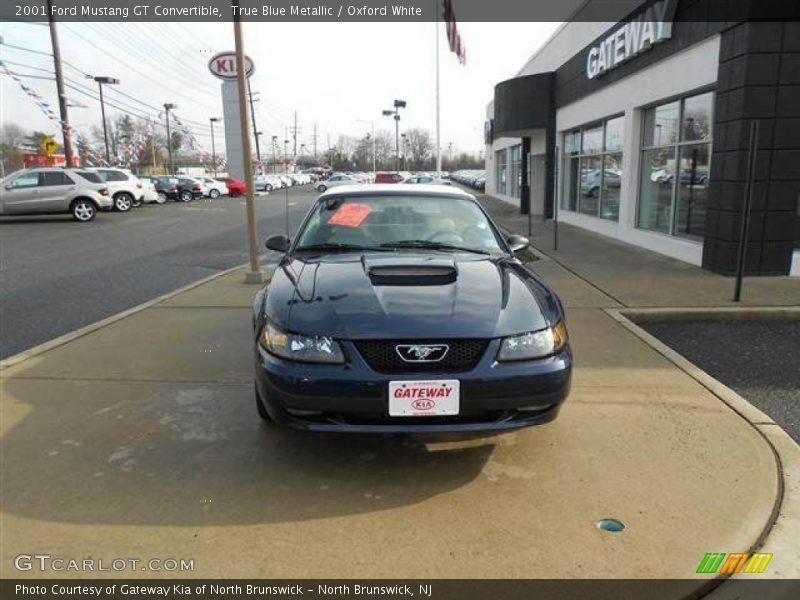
top-left (271, 135), bottom-right (277, 173)
top-left (231, 0), bottom-right (262, 284)
top-left (46, 0), bottom-right (73, 167)
top-left (312, 123), bottom-right (318, 160)
top-left (163, 103), bottom-right (176, 174)
top-left (292, 111), bottom-right (299, 158)
top-left (209, 117), bottom-right (220, 177)
top-left (382, 99), bottom-right (406, 173)
top-left (247, 78), bottom-right (261, 162)
top-left (92, 76), bottom-right (119, 165)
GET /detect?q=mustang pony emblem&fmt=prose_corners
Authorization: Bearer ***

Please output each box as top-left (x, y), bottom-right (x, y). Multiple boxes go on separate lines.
top-left (395, 344), bottom-right (449, 363)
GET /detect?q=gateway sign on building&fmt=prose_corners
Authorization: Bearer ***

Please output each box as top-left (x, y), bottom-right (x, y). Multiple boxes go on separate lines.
top-left (586, 0), bottom-right (677, 80)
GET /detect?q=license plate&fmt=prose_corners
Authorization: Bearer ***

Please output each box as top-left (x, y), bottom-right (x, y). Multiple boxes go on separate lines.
top-left (388, 380), bottom-right (460, 417)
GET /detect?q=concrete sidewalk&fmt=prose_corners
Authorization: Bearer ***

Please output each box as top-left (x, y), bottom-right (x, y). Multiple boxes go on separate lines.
top-left (0, 212), bottom-right (796, 585)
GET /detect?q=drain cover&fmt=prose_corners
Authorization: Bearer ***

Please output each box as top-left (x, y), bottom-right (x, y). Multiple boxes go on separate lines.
top-left (596, 518), bottom-right (625, 532)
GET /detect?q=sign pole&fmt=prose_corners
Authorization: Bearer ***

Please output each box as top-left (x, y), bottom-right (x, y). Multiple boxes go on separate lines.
top-left (232, 2), bottom-right (262, 284)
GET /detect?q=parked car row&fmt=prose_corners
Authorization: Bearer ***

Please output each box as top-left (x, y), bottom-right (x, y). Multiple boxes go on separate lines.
top-left (0, 167), bottom-right (252, 222)
top-left (450, 170), bottom-right (486, 191)
top-left (254, 173), bottom-right (315, 192)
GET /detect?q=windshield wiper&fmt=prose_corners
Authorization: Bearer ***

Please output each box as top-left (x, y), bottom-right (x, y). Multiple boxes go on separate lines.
top-left (294, 242), bottom-right (390, 253)
top-left (380, 240), bottom-right (490, 255)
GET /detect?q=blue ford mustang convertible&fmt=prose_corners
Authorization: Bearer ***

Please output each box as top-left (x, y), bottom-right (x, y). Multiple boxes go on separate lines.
top-left (252, 184), bottom-right (571, 433)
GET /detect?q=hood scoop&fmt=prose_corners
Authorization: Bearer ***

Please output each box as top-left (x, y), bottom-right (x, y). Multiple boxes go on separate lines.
top-left (365, 257), bottom-right (458, 286)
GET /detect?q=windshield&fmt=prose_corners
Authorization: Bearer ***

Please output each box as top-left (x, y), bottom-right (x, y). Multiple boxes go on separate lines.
top-left (295, 195), bottom-right (504, 254)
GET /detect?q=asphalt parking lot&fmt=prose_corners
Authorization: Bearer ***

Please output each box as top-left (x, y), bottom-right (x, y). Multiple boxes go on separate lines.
top-left (0, 188), bottom-right (316, 359)
top-left (641, 319), bottom-right (800, 443)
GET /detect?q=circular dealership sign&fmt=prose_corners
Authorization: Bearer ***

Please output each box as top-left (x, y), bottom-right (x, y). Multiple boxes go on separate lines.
top-left (208, 51), bottom-right (255, 80)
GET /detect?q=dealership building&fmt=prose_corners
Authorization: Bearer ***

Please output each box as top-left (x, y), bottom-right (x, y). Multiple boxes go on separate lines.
top-left (484, 0), bottom-right (800, 276)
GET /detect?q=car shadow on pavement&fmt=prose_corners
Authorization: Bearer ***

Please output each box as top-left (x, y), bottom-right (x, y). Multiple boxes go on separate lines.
top-left (0, 377), bottom-right (495, 527)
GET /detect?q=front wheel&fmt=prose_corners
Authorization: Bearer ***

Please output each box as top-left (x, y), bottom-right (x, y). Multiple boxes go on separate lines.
top-left (131, 195), bottom-right (143, 208)
top-left (209, 189), bottom-right (220, 199)
top-left (71, 199), bottom-right (97, 222)
top-left (155, 192), bottom-right (167, 204)
top-left (265, 184), bottom-right (273, 192)
top-left (114, 192), bottom-right (133, 212)
top-left (179, 190), bottom-right (193, 203)
top-left (316, 184), bottom-right (327, 193)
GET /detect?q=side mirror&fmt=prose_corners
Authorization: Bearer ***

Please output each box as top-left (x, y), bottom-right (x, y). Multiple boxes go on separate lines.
top-left (265, 234), bottom-right (290, 253)
top-left (506, 234), bottom-right (529, 253)
top-left (4, 183), bottom-right (15, 190)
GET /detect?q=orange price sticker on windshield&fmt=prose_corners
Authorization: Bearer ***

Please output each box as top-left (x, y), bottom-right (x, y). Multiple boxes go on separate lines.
top-left (327, 203), bottom-right (372, 228)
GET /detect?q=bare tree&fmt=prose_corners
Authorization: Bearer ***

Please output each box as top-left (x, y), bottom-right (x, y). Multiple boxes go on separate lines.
top-left (0, 123), bottom-right (28, 174)
top-left (404, 128), bottom-right (432, 171)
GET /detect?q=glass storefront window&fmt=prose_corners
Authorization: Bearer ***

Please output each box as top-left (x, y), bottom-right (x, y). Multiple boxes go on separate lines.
top-left (638, 91), bottom-right (713, 240)
top-left (638, 148), bottom-right (674, 234)
top-left (495, 149), bottom-right (507, 195)
top-left (674, 143), bottom-right (711, 238)
top-left (579, 155), bottom-right (602, 215)
top-left (509, 145), bottom-right (522, 198)
top-left (601, 153), bottom-right (622, 221)
top-left (562, 155), bottom-right (579, 211)
top-left (643, 101), bottom-right (679, 147)
top-left (560, 116), bottom-right (624, 221)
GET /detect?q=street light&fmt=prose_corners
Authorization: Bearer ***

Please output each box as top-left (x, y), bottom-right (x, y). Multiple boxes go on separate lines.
top-left (283, 139), bottom-right (289, 173)
top-left (91, 76), bottom-right (119, 165)
top-left (271, 135), bottom-right (278, 173)
top-left (209, 117), bottom-right (221, 177)
top-left (382, 99), bottom-right (406, 173)
top-left (163, 103), bottom-right (177, 174)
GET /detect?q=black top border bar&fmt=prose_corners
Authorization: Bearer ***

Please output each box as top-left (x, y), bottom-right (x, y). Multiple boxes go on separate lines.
top-left (2, 0), bottom-right (800, 23)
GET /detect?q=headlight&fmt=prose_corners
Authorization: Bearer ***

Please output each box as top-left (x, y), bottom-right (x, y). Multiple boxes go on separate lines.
top-left (261, 322), bottom-right (345, 364)
top-left (497, 321), bottom-right (568, 362)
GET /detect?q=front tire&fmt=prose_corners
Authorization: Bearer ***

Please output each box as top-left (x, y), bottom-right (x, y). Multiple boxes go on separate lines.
top-left (317, 184), bottom-right (327, 193)
top-left (209, 189), bottom-right (220, 199)
top-left (131, 195), bottom-right (143, 208)
top-left (179, 190), bottom-right (193, 203)
top-left (114, 192), bottom-right (133, 212)
top-left (155, 192), bottom-right (167, 204)
top-left (71, 199), bottom-right (97, 222)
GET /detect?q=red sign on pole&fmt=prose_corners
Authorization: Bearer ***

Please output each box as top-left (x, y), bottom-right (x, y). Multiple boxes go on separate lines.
top-left (23, 153), bottom-right (66, 168)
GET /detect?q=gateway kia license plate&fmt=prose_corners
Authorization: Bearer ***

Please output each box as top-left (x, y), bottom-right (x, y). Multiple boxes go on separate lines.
top-left (388, 380), bottom-right (460, 417)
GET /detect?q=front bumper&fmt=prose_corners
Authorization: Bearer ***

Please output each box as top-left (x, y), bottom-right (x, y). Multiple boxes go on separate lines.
top-left (254, 339), bottom-right (571, 434)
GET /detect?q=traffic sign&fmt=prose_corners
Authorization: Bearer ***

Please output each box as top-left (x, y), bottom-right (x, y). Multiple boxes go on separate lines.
top-left (40, 135), bottom-right (59, 156)
top-left (208, 52), bottom-right (255, 80)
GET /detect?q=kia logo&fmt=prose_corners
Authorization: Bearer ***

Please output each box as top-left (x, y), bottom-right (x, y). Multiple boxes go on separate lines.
top-left (412, 399), bottom-right (436, 411)
top-left (208, 51), bottom-right (255, 80)
top-left (395, 344), bottom-right (449, 363)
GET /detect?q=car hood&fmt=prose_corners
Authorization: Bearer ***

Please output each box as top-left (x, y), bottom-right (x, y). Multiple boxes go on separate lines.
top-left (264, 253), bottom-right (561, 339)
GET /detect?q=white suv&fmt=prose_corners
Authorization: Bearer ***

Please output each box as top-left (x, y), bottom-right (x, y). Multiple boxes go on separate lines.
top-left (87, 168), bottom-right (146, 212)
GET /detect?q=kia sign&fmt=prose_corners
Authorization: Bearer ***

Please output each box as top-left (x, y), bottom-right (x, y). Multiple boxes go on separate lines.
top-left (208, 51), bottom-right (255, 80)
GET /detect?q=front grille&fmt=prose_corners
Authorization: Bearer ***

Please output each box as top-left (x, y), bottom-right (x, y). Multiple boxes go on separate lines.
top-left (354, 339), bottom-right (489, 373)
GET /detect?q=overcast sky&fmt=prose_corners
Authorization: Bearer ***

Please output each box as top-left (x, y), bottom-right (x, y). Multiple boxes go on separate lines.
top-left (1, 21), bottom-right (560, 158)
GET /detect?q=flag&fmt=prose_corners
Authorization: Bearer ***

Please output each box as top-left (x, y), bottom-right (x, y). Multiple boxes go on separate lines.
top-left (442, 0), bottom-right (466, 65)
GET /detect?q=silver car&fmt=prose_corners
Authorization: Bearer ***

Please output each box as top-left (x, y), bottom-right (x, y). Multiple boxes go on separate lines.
top-left (0, 168), bottom-right (113, 222)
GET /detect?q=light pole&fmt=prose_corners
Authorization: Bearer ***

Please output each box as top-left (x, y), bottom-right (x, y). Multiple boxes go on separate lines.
top-left (209, 117), bottom-right (220, 177)
top-left (382, 99), bottom-right (406, 173)
top-left (283, 139), bottom-right (289, 173)
top-left (271, 135), bottom-right (278, 173)
top-left (401, 133), bottom-right (408, 171)
top-left (91, 76), bottom-right (119, 165)
top-left (163, 103), bottom-right (177, 174)
top-left (356, 119), bottom-right (376, 175)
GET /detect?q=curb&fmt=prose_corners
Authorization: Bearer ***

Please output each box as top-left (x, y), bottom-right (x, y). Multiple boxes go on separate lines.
top-left (605, 307), bottom-right (800, 582)
top-left (0, 262), bottom-right (255, 372)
